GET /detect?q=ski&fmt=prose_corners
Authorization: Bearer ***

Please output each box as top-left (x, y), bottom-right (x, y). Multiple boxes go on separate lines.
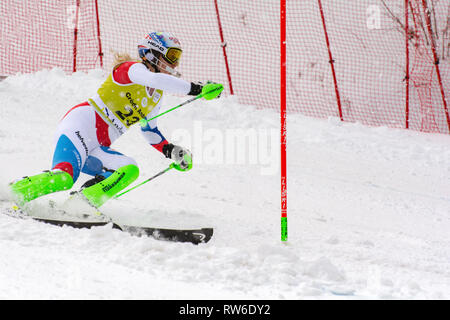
top-left (114, 225), bottom-right (213, 244)
top-left (3, 204), bottom-right (213, 245)
top-left (33, 217), bottom-right (213, 245)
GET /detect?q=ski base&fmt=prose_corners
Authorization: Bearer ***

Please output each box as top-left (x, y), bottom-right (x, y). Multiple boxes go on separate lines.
top-left (33, 217), bottom-right (213, 245)
top-left (5, 204), bottom-right (213, 245)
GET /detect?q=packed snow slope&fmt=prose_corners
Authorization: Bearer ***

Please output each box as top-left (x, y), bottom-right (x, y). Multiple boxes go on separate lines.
top-left (0, 69), bottom-right (449, 299)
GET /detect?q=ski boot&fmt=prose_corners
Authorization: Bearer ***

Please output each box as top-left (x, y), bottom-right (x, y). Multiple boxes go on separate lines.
top-left (80, 164), bottom-right (139, 208)
top-left (9, 169), bottom-right (74, 206)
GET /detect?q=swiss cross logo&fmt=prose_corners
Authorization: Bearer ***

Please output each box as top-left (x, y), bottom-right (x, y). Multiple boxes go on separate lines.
top-left (146, 87), bottom-right (155, 97)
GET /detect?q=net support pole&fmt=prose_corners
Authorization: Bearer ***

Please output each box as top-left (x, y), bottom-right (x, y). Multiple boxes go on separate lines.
top-left (94, 0), bottom-right (103, 68)
top-left (405, 0), bottom-right (410, 129)
top-left (317, 0), bottom-right (343, 121)
top-left (72, 0), bottom-right (81, 73)
top-left (280, 0), bottom-right (287, 242)
top-left (213, 0), bottom-right (234, 95)
top-left (421, 0), bottom-right (450, 132)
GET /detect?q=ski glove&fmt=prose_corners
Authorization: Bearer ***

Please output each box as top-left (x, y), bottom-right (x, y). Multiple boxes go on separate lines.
top-left (188, 81), bottom-right (223, 100)
top-left (162, 143), bottom-right (193, 172)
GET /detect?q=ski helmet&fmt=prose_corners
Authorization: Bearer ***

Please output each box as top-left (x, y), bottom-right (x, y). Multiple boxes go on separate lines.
top-left (138, 32), bottom-right (182, 73)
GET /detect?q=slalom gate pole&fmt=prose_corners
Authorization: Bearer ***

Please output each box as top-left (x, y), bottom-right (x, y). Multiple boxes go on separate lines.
top-left (139, 85), bottom-right (223, 126)
top-left (114, 164), bottom-right (175, 199)
top-left (280, 0), bottom-right (287, 242)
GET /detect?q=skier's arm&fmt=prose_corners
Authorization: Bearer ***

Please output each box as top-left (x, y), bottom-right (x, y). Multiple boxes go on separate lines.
top-left (140, 104), bottom-right (169, 153)
top-left (140, 110), bottom-right (192, 171)
top-left (128, 62), bottom-right (202, 96)
top-left (113, 62), bottom-right (221, 98)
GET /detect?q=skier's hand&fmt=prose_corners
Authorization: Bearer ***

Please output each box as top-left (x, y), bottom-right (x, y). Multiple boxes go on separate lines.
top-left (162, 143), bottom-right (193, 172)
top-left (188, 81), bottom-right (223, 100)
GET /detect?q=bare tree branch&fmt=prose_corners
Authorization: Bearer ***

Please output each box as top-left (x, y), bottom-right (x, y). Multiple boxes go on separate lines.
top-left (380, 0), bottom-right (404, 29)
top-left (379, 0), bottom-right (449, 59)
top-left (443, 4), bottom-right (450, 59)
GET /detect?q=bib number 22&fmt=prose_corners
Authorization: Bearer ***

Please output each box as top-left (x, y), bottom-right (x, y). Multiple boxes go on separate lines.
top-left (116, 107), bottom-right (140, 127)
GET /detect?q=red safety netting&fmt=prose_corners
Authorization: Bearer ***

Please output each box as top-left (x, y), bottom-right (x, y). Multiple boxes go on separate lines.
top-left (1, 0), bottom-right (449, 133)
top-left (289, 0), bottom-right (449, 133)
top-left (0, 0), bottom-right (99, 74)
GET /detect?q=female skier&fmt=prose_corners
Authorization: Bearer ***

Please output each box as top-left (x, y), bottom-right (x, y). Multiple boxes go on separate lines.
top-left (10, 31), bottom-right (223, 208)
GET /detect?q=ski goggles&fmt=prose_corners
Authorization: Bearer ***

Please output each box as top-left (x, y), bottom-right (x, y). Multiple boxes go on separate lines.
top-left (162, 47), bottom-right (182, 64)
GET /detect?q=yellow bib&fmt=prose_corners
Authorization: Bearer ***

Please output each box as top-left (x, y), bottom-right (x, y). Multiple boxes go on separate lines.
top-left (89, 65), bottom-right (163, 133)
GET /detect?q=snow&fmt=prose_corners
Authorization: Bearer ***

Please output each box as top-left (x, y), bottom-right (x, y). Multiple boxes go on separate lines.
top-left (1, 69), bottom-right (450, 299)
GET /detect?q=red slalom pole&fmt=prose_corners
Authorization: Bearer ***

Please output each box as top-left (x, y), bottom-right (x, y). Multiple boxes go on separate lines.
top-left (280, 0), bottom-right (287, 241)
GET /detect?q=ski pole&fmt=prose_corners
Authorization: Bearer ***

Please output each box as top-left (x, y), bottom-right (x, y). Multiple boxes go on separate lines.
top-left (114, 163), bottom-right (175, 199)
top-left (139, 84), bottom-right (223, 126)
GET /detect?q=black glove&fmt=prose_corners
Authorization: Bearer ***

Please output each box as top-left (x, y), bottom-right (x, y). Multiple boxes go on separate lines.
top-left (162, 143), bottom-right (174, 159)
top-left (162, 143), bottom-right (193, 171)
top-left (188, 81), bottom-right (222, 99)
top-left (188, 82), bottom-right (203, 96)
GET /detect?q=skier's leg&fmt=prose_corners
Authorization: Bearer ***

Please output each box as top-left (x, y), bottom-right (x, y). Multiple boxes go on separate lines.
top-left (52, 102), bottom-right (100, 181)
top-left (79, 146), bottom-right (139, 207)
top-left (81, 146), bottom-right (138, 181)
top-left (10, 102), bottom-right (97, 204)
